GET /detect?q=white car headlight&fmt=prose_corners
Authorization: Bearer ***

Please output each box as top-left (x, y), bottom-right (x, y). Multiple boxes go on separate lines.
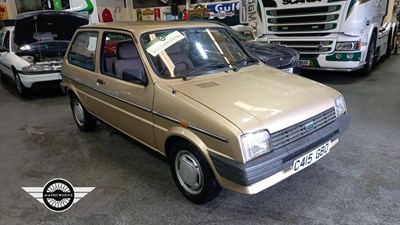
top-left (335, 41), bottom-right (361, 51)
top-left (22, 65), bottom-right (54, 72)
top-left (240, 130), bottom-right (273, 162)
top-left (335, 95), bottom-right (347, 117)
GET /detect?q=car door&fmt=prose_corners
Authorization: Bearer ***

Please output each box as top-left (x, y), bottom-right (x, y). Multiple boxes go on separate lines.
top-left (0, 29), bottom-right (13, 77)
top-left (66, 30), bottom-right (101, 108)
top-left (88, 31), bottom-right (156, 148)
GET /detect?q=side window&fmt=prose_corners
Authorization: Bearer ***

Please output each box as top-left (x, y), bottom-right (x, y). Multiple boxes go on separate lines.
top-left (0, 31), bottom-right (5, 47)
top-left (3, 31), bottom-right (10, 50)
top-left (68, 32), bottom-right (98, 71)
top-left (100, 32), bottom-right (145, 82)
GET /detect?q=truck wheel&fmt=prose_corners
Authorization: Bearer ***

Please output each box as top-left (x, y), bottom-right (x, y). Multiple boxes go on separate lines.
top-left (14, 72), bottom-right (28, 97)
top-left (169, 141), bottom-right (221, 204)
top-left (70, 96), bottom-right (97, 132)
top-left (360, 34), bottom-right (376, 77)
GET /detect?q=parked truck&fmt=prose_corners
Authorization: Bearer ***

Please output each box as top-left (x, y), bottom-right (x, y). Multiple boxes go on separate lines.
top-left (240, 0), bottom-right (399, 76)
top-left (46, 0), bottom-right (99, 23)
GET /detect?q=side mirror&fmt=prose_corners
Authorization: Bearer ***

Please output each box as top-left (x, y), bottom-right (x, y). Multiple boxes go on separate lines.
top-left (0, 46), bottom-right (8, 53)
top-left (122, 69), bottom-right (148, 86)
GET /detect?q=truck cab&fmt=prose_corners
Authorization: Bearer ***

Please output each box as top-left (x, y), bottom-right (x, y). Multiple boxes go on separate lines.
top-left (254, 0), bottom-right (398, 76)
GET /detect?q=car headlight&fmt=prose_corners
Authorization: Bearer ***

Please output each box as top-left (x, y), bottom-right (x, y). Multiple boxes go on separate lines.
top-left (290, 52), bottom-right (300, 64)
top-left (335, 41), bottom-right (361, 51)
top-left (22, 65), bottom-right (54, 72)
top-left (335, 95), bottom-right (347, 117)
top-left (240, 130), bottom-right (273, 162)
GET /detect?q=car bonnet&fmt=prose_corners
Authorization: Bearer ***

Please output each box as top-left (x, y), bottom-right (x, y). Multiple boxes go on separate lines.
top-left (14, 10), bottom-right (89, 46)
top-left (165, 65), bottom-right (338, 134)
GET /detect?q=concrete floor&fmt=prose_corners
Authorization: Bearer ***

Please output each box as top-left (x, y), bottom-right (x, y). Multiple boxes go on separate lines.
top-left (1, 56), bottom-right (400, 225)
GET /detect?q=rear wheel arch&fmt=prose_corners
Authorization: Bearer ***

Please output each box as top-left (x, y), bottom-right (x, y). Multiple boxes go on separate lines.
top-left (67, 88), bottom-right (77, 100)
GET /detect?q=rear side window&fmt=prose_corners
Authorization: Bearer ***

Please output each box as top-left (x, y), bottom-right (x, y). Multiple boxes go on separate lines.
top-left (68, 32), bottom-right (98, 71)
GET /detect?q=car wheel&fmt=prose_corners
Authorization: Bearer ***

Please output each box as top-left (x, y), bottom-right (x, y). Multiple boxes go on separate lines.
top-left (70, 96), bottom-right (97, 132)
top-left (14, 72), bottom-right (28, 96)
top-left (0, 72), bottom-right (8, 81)
top-left (360, 33), bottom-right (376, 77)
top-left (169, 141), bottom-right (221, 204)
top-left (385, 30), bottom-right (392, 59)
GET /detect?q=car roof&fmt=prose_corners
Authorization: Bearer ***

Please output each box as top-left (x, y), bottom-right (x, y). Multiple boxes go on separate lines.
top-left (79, 21), bottom-right (223, 35)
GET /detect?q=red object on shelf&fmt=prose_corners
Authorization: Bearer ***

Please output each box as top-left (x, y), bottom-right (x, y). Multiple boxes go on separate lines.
top-left (102, 8), bottom-right (113, 22)
top-left (154, 8), bottom-right (161, 20)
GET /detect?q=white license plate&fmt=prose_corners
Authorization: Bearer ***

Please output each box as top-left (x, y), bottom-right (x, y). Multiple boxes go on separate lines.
top-left (292, 141), bottom-right (331, 173)
top-left (299, 60), bottom-right (310, 66)
top-left (282, 67), bottom-right (293, 73)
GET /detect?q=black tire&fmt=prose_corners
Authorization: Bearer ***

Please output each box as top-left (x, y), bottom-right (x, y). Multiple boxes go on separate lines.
top-left (360, 33), bottom-right (377, 77)
top-left (169, 141), bottom-right (221, 204)
top-left (385, 30), bottom-right (392, 59)
top-left (0, 72), bottom-right (8, 81)
top-left (14, 71), bottom-right (28, 96)
top-left (70, 96), bottom-right (97, 132)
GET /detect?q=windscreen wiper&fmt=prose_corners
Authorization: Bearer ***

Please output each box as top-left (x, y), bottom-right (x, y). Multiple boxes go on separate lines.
top-left (185, 62), bottom-right (228, 79)
top-left (233, 57), bottom-right (259, 72)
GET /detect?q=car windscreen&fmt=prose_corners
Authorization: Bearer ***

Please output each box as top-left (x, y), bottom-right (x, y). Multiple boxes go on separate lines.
top-left (141, 27), bottom-right (254, 79)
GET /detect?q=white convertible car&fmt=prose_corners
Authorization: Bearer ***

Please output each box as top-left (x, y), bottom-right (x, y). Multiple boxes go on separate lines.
top-left (0, 11), bottom-right (88, 96)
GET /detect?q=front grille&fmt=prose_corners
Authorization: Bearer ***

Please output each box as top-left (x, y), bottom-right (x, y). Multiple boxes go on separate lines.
top-left (268, 23), bottom-right (337, 32)
top-left (265, 4), bottom-right (342, 37)
top-left (274, 33), bottom-right (331, 37)
top-left (267, 5), bottom-right (341, 16)
top-left (270, 40), bottom-right (335, 54)
top-left (271, 107), bottom-right (336, 149)
top-left (268, 15), bottom-right (339, 24)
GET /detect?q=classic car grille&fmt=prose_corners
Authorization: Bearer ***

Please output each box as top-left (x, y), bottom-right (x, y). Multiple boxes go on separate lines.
top-left (270, 107), bottom-right (336, 149)
top-left (270, 40), bottom-right (335, 54)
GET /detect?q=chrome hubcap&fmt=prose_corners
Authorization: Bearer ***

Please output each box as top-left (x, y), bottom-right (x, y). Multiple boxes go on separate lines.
top-left (73, 102), bottom-right (85, 126)
top-left (175, 150), bottom-right (203, 194)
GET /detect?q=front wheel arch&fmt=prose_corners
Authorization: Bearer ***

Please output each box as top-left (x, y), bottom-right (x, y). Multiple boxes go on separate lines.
top-left (164, 128), bottom-right (208, 160)
top-left (168, 139), bottom-right (221, 204)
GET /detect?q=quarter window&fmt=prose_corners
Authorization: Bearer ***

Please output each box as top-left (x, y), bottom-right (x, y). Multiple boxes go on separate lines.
top-left (68, 32), bottom-right (98, 71)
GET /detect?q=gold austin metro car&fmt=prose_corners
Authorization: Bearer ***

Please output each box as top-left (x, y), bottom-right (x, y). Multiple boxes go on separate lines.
top-left (61, 21), bottom-right (350, 204)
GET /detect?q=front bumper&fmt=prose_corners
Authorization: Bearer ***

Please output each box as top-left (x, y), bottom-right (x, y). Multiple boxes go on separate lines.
top-left (17, 70), bottom-right (62, 88)
top-left (210, 113), bottom-right (350, 192)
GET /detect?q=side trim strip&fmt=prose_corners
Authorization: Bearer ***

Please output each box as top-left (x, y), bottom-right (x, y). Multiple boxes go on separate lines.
top-left (153, 111), bottom-right (229, 143)
top-left (0, 61), bottom-right (11, 70)
top-left (63, 74), bottom-right (152, 112)
top-left (63, 74), bottom-right (229, 143)
top-left (94, 87), bottom-right (152, 112)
